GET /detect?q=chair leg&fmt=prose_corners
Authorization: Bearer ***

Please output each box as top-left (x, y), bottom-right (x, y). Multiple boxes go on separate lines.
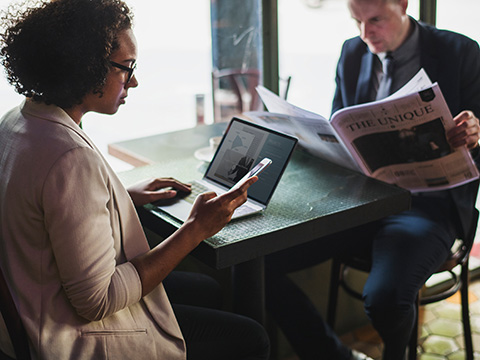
top-left (408, 294), bottom-right (420, 360)
top-left (460, 262), bottom-right (474, 360)
top-left (327, 258), bottom-right (342, 328)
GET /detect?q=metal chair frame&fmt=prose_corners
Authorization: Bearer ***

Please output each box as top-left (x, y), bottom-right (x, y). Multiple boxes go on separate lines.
top-left (212, 68), bottom-right (261, 123)
top-left (327, 209), bottom-right (479, 360)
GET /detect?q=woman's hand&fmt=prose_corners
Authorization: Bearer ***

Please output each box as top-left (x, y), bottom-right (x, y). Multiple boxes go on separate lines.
top-left (130, 176), bottom-right (258, 296)
top-left (127, 177), bottom-right (191, 207)
top-left (447, 110), bottom-right (480, 149)
top-left (183, 176), bottom-right (258, 240)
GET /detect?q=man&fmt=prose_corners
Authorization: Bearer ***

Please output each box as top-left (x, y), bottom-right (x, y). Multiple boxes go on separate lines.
top-left (265, 0), bottom-right (480, 359)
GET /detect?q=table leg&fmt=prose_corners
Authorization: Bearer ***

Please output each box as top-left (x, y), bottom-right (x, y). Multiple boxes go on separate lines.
top-left (231, 256), bottom-right (266, 325)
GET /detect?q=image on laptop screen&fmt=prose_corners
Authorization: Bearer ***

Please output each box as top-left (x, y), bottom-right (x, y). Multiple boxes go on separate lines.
top-left (205, 118), bottom-right (298, 205)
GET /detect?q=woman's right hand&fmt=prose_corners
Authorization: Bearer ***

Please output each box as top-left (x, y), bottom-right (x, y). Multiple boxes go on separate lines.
top-left (184, 176), bottom-right (258, 240)
top-left (130, 176), bottom-right (258, 297)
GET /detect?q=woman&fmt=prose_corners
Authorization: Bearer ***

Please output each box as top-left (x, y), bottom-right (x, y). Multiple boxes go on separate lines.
top-left (0, 0), bottom-right (269, 359)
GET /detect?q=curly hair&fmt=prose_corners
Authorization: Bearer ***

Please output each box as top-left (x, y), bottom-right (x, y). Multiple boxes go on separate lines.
top-left (0, 0), bottom-right (133, 108)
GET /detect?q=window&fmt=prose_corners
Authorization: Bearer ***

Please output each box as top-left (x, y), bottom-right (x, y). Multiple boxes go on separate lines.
top-left (278, 0), bottom-right (419, 117)
top-left (81, 1), bottom-right (213, 170)
top-left (0, 0), bottom-right (213, 171)
top-left (1, 0), bottom-right (477, 172)
top-left (211, 0), bottom-right (263, 123)
top-left (436, 0), bottom-right (480, 42)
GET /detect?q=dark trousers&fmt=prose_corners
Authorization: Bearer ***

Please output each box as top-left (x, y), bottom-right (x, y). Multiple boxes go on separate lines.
top-left (164, 271), bottom-right (270, 360)
top-left (265, 195), bottom-right (457, 360)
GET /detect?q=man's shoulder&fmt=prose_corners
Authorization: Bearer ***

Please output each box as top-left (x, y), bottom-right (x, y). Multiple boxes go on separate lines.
top-left (418, 21), bottom-right (478, 48)
top-left (342, 36), bottom-right (367, 52)
top-left (339, 36), bottom-right (369, 61)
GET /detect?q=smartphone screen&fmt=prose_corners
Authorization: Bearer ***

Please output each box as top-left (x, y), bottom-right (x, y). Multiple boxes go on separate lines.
top-left (230, 158), bottom-right (272, 191)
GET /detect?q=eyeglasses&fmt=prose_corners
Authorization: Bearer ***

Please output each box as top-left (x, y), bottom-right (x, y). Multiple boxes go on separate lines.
top-left (110, 61), bottom-right (137, 85)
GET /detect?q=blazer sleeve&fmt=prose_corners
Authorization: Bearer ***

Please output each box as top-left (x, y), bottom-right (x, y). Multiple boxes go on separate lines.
top-left (457, 37), bottom-right (480, 168)
top-left (457, 38), bottom-right (480, 116)
top-left (42, 146), bottom-right (142, 321)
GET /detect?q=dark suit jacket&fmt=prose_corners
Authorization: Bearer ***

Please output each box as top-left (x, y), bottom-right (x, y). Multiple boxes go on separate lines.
top-left (331, 19), bottom-right (480, 239)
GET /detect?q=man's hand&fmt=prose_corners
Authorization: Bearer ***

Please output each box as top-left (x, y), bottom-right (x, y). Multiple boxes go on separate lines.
top-left (127, 177), bottom-right (191, 207)
top-left (447, 110), bottom-right (480, 149)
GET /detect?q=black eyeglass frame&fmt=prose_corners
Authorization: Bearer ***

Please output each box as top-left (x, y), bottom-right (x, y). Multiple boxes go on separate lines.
top-left (110, 61), bottom-right (137, 85)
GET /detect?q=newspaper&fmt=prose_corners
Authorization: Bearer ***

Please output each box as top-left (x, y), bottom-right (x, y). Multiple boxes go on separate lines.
top-left (245, 69), bottom-right (479, 192)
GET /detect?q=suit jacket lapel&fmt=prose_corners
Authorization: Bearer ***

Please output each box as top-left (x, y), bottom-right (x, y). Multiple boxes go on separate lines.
top-left (355, 51), bottom-right (374, 105)
top-left (418, 24), bottom-right (439, 81)
top-left (90, 132), bottom-right (185, 342)
top-left (106, 170), bottom-right (185, 342)
top-left (22, 100), bottom-right (184, 342)
top-left (34, 104), bottom-right (152, 258)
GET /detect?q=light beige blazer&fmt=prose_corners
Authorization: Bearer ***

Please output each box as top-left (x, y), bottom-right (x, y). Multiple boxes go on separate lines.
top-left (0, 100), bottom-right (186, 359)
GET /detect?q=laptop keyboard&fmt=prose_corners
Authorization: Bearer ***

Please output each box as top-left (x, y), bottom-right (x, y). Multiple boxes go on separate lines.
top-left (181, 182), bottom-right (209, 204)
top-left (233, 203), bottom-right (257, 216)
top-left (182, 181), bottom-right (257, 217)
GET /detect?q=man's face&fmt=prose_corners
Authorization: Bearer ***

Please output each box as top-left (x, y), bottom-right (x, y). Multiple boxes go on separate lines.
top-left (348, 0), bottom-right (410, 54)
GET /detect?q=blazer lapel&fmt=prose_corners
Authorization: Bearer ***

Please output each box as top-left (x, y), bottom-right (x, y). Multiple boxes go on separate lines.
top-left (101, 141), bottom-right (185, 343)
top-left (107, 172), bottom-right (186, 342)
top-left (355, 51), bottom-right (374, 105)
top-left (21, 100), bottom-right (185, 344)
top-left (418, 25), bottom-right (439, 81)
top-left (38, 106), bottom-right (152, 258)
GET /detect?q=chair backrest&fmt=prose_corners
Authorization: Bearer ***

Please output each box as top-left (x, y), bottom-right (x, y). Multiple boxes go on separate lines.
top-left (0, 266), bottom-right (31, 360)
top-left (212, 68), bottom-right (262, 123)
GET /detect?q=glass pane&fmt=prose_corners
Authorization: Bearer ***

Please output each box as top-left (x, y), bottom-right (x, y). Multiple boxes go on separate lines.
top-left (436, 0), bottom-right (480, 42)
top-left (211, 0), bottom-right (263, 123)
top-left (278, 0), bottom-right (420, 118)
top-left (81, 1), bottom-right (213, 158)
top-left (0, 0), bottom-right (213, 171)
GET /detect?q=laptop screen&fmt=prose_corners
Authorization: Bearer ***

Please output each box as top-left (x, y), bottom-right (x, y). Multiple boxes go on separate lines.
top-left (204, 118), bottom-right (298, 205)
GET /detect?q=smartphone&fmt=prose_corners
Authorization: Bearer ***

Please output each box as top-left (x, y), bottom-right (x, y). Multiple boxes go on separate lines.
top-left (230, 157), bottom-right (272, 191)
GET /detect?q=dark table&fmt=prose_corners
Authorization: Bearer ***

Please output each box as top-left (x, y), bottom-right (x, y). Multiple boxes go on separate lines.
top-left (112, 123), bottom-right (411, 324)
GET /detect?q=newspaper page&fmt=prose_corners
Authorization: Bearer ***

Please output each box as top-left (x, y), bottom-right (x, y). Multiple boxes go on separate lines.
top-left (250, 87), bottom-right (360, 171)
top-left (248, 70), bottom-right (433, 173)
top-left (248, 69), bottom-right (479, 192)
top-left (384, 68), bottom-right (433, 99)
top-left (330, 83), bottom-right (479, 192)
top-left (244, 111), bottom-right (360, 171)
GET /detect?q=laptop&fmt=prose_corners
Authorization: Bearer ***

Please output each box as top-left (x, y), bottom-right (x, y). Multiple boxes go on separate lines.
top-left (153, 117), bottom-right (298, 222)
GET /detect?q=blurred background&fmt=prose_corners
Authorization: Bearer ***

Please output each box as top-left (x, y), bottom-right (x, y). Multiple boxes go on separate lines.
top-left (0, 0), bottom-right (477, 173)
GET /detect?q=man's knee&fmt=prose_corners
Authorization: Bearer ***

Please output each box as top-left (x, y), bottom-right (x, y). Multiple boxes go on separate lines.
top-left (364, 288), bottom-right (414, 327)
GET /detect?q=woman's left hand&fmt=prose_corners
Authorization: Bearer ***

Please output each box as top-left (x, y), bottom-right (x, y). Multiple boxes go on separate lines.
top-left (447, 110), bottom-right (480, 149)
top-left (127, 177), bottom-right (191, 207)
